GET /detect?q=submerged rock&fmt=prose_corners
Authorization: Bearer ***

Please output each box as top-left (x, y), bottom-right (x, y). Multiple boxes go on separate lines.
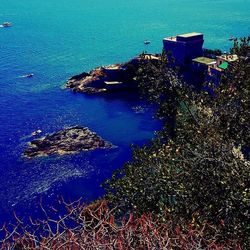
top-left (24, 126), bottom-right (113, 158)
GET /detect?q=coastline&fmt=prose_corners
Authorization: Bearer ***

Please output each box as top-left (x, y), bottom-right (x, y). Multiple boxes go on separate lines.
top-left (66, 54), bottom-right (161, 94)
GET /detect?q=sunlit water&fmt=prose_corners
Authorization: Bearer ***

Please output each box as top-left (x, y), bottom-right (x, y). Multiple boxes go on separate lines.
top-left (0, 0), bottom-right (249, 225)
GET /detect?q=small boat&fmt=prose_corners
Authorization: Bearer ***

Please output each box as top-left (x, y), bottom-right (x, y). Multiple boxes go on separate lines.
top-left (229, 36), bottom-right (235, 41)
top-left (31, 130), bottom-right (42, 136)
top-left (20, 73), bottom-right (34, 78)
top-left (25, 73), bottom-right (34, 78)
top-left (144, 40), bottom-right (151, 45)
top-left (1, 22), bottom-right (12, 28)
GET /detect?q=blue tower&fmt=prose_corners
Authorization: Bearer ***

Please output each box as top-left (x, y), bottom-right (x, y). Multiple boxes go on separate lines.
top-left (163, 32), bottom-right (204, 66)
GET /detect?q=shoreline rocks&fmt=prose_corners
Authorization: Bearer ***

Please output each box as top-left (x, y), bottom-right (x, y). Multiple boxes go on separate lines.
top-left (24, 126), bottom-right (113, 158)
top-left (66, 54), bottom-right (160, 94)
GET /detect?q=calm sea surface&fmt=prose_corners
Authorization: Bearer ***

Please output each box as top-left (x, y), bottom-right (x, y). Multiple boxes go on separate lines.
top-left (0, 0), bottom-right (249, 224)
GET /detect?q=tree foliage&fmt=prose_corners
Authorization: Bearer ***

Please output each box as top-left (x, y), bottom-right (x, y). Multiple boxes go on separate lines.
top-left (104, 37), bottom-right (250, 246)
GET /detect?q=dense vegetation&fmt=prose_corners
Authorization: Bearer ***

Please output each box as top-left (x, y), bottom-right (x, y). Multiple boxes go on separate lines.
top-left (1, 38), bottom-right (249, 249)
top-left (104, 37), bottom-right (250, 247)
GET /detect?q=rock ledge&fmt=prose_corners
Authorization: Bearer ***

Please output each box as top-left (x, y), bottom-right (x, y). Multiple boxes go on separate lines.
top-left (24, 126), bottom-right (113, 158)
top-left (66, 54), bottom-right (160, 94)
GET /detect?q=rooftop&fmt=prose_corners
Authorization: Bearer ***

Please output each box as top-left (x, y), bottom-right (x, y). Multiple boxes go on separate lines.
top-left (163, 36), bottom-right (177, 42)
top-left (192, 57), bottom-right (216, 65)
top-left (103, 64), bottom-right (122, 70)
top-left (217, 54), bottom-right (238, 62)
top-left (218, 61), bottom-right (229, 70)
top-left (137, 54), bottom-right (161, 60)
top-left (177, 32), bottom-right (203, 38)
top-left (104, 81), bottom-right (124, 85)
top-left (164, 32), bottom-right (203, 42)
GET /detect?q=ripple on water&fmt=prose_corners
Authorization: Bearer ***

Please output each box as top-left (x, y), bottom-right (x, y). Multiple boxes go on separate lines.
top-left (0, 155), bottom-right (94, 210)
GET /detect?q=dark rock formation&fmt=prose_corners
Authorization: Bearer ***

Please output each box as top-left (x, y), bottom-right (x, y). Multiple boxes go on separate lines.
top-left (24, 126), bottom-right (113, 158)
top-left (65, 54), bottom-right (160, 94)
top-left (69, 72), bottom-right (90, 81)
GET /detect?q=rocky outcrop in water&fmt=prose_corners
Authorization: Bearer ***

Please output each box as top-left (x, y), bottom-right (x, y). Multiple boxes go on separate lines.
top-left (24, 126), bottom-right (113, 158)
top-left (66, 54), bottom-right (160, 94)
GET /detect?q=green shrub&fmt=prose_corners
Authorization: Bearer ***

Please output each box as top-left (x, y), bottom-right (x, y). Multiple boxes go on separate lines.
top-left (104, 37), bottom-right (250, 247)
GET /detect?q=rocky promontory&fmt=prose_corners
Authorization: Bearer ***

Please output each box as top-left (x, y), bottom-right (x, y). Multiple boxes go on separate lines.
top-left (24, 126), bottom-right (113, 158)
top-left (66, 54), bottom-right (160, 94)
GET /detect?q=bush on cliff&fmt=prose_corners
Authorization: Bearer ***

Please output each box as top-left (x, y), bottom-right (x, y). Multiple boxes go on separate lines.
top-left (104, 37), bottom-right (250, 246)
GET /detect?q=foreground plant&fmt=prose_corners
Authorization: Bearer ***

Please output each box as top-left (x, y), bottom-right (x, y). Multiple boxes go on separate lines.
top-left (0, 200), bottom-right (242, 249)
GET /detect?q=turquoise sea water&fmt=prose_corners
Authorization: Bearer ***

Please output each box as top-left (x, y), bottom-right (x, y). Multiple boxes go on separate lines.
top-left (0, 0), bottom-right (249, 224)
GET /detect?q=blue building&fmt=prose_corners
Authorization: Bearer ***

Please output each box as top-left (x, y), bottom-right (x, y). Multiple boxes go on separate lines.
top-left (163, 32), bottom-right (204, 66)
